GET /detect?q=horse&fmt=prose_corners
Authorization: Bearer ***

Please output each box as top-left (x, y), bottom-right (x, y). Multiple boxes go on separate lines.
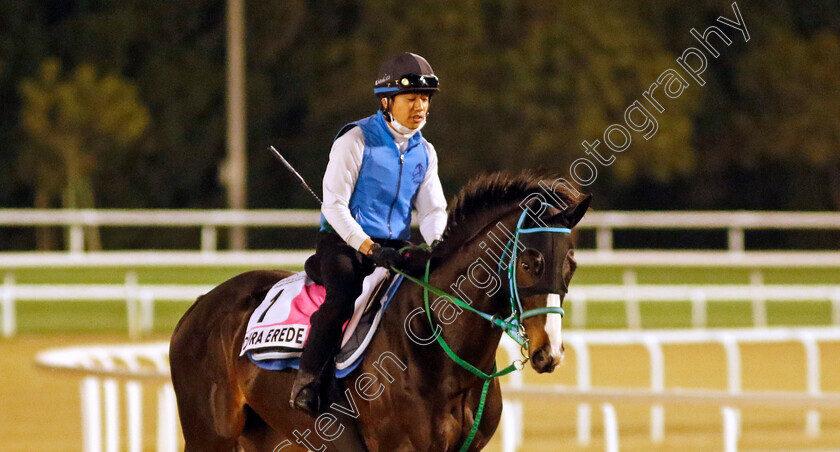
top-left (169, 172), bottom-right (590, 451)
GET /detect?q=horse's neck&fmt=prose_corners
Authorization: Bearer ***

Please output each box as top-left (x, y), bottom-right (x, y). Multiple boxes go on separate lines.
top-left (428, 248), bottom-right (505, 357)
top-left (390, 214), bottom-right (517, 386)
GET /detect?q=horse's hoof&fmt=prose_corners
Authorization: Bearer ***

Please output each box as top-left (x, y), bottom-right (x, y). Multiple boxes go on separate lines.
top-left (291, 386), bottom-right (320, 416)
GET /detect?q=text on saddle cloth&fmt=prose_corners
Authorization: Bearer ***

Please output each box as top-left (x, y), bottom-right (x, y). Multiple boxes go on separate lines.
top-left (240, 267), bottom-right (390, 356)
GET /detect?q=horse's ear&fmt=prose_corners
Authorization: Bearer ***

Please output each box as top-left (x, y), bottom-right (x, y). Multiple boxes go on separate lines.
top-left (559, 193), bottom-right (592, 228)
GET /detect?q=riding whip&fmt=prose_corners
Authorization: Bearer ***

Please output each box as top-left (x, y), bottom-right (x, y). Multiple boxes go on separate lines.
top-left (267, 146), bottom-right (322, 205)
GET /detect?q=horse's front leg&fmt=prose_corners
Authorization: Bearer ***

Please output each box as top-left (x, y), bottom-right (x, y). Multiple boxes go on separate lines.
top-left (469, 379), bottom-right (503, 451)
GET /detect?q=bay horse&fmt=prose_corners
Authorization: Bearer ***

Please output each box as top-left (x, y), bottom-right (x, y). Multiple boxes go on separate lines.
top-left (170, 172), bottom-right (590, 451)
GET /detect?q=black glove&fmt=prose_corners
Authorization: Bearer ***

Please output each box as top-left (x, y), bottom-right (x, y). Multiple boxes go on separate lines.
top-left (368, 243), bottom-right (404, 269)
top-left (399, 243), bottom-right (433, 274)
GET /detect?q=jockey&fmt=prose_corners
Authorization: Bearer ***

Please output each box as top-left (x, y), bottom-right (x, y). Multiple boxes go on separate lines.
top-left (290, 52), bottom-right (448, 414)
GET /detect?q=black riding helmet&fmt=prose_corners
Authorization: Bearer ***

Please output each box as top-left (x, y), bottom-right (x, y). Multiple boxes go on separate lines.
top-left (374, 53), bottom-right (439, 98)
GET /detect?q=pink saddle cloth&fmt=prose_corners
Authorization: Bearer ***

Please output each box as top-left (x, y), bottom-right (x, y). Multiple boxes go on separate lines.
top-left (239, 268), bottom-right (389, 358)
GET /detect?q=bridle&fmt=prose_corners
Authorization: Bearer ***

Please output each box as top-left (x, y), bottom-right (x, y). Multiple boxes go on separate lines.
top-left (498, 202), bottom-right (571, 349)
top-left (397, 203), bottom-right (570, 360)
top-left (392, 204), bottom-right (572, 451)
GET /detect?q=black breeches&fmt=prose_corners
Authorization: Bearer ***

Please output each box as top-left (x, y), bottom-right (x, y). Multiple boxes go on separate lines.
top-left (299, 231), bottom-right (406, 376)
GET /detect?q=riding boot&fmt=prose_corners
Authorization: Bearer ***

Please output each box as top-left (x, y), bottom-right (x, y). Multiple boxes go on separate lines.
top-left (289, 369), bottom-right (322, 415)
top-left (290, 334), bottom-right (340, 415)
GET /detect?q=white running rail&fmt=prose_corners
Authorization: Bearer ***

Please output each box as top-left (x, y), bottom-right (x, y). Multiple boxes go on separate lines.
top-left (500, 327), bottom-right (840, 451)
top-left (0, 272), bottom-right (213, 338)
top-left (2, 250), bottom-right (840, 268)
top-left (3, 209), bottom-right (840, 254)
top-left (5, 275), bottom-right (840, 337)
top-left (35, 343), bottom-right (178, 452)
top-left (35, 327), bottom-right (840, 452)
top-left (566, 270), bottom-right (840, 329)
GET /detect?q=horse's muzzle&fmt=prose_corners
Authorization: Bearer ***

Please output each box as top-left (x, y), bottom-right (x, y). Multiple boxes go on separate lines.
top-left (530, 343), bottom-right (562, 373)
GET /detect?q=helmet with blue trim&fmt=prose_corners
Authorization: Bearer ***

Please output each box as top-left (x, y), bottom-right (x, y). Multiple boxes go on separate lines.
top-left (374, 53), bottom-right (439, 98)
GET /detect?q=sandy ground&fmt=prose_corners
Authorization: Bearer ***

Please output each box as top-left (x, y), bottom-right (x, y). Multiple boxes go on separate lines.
top-left (1, 334), bottom-right (171, 452)
top-left (2, 335), bottom-right (840, 451)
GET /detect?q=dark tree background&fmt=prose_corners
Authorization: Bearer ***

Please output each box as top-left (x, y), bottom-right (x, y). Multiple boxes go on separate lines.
top-left (0, 1), bottom-right (838, 249)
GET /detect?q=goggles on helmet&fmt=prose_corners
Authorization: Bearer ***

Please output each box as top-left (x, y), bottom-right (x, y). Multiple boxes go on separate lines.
top-left (374, 73), bottom-right (439, 95)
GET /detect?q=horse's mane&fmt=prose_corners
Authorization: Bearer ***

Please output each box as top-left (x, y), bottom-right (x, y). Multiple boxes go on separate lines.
top-left (433, 171), bottom-right (579, 259)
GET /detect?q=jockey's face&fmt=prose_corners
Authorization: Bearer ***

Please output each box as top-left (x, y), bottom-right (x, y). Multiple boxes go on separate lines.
top-left (383, 92), bottom-right (430, 130)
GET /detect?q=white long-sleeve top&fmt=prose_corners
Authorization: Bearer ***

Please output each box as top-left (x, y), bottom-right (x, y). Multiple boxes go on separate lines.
top-left (321, 124), bottom-right (448, 250)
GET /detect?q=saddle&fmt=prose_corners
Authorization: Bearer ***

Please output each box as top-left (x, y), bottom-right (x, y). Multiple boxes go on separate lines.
top-left (240, 261), bottom-right (403, 378)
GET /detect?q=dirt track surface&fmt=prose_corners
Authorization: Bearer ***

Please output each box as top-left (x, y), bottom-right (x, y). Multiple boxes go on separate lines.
top-left (3, 335), bottom-right (840, 451)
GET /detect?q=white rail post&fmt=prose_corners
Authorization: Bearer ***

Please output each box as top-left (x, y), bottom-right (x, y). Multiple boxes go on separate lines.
top-left (602, 403), bottom-right (619, 452)
top-left (511, 395), bottom-right (523, 451)
top-left (501, 368), bottom-right (524, 452)
top-left (2, 273), bottom-right (15, 337)
top-left (81, 375), bottom-right (103, 452)
top-left (102, 366), bottom-right (120, 452)
top-left (501, 396), bottom-right (515, 452)
top-left (569, 336), bottom-right (592, 445)
top-left (623, 270), bottom-right (641, 329)
top-left (722, 407), bottom-right (739, 452)
top-left (157, 384), bottom-right (179, 452)
top-left (728, 227), bottom-right (744, 254)
top-left (596, 226), bottom-right (613, 254)
top-left (643, 335), bottom-right (665, 443)
top-left (570, 292), bottom-right (587, 329)
top-left (720, 334), bottom-right (742, 436)
top-left (140, 289), bottom-right (155, 333)
top-left (123, 351), bottom-right (143, 452)
top-left (201, 225), bottom-right (218, 254)
top-left (151, 354), bottom-right (180, 452)
top-left (110, 350), bottom-right (142, 452)
top-left (70, 224), bottom-right (85, 254)
top-left (499, 338), bottom-right (523, 452)
top-left (798, 332), bottom-right (821, 437)
top-left (690, 289), bottom-right (707, 328)
top-left (749, 271), bottom-right (767, 327)
top-left (125, 271), bottom-right (139, 339)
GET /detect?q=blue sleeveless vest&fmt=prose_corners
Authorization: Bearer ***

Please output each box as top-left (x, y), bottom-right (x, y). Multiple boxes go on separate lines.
top-left (320, 111), bottom-right (429, 241)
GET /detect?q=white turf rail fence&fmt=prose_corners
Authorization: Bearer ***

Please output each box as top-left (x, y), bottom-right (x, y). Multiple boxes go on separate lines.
top-left (1, 209), bottom-right (840, 268)
top-left (35, 327), bottom-right (840, 452)
top-left (4, 274), bottom-right (840, 338)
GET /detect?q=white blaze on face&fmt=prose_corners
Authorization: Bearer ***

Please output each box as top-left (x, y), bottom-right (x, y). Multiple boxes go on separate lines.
top-left (546, 293), bottom-right (564, 361)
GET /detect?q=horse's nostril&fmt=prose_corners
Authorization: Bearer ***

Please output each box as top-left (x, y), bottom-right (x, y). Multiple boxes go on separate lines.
top-left (531, 347), bottom-right (553, 371)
